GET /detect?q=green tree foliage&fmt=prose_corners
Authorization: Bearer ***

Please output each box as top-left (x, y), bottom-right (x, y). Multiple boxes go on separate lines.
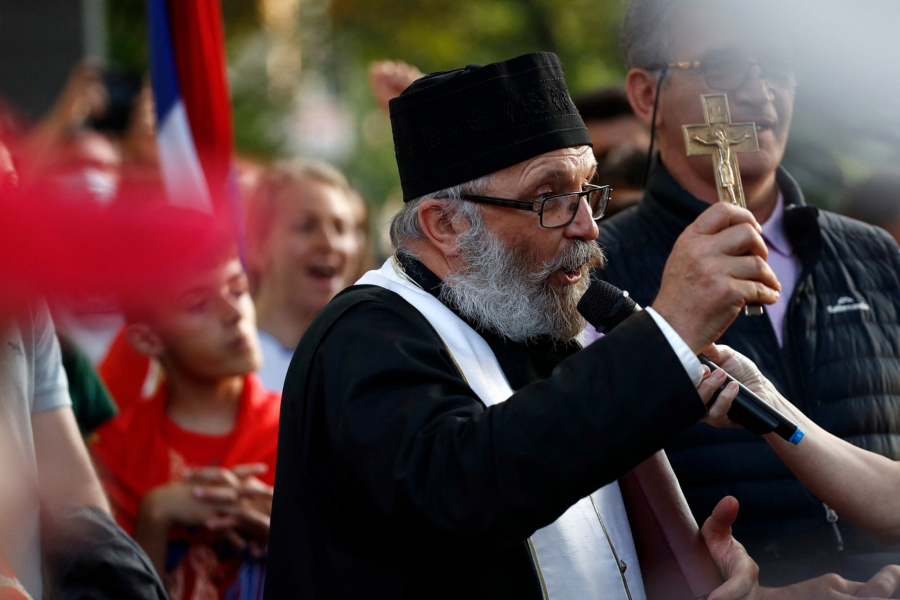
top-left (330, 0), bottom-right (627, 92)
top-left (107, 0), bottom-right (632, 214)
top-left (328, 0), bottom-right (631, 211)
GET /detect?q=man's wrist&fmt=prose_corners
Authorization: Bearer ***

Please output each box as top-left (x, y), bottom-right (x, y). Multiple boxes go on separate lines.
top-left (646, 307), bottom-right (703, 386)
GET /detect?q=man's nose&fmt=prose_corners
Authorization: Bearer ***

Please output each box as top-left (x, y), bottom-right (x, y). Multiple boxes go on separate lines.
top-left (734, 64), bottom-right (775, 104)
top-left (564, 196), bottom-right (599, 241)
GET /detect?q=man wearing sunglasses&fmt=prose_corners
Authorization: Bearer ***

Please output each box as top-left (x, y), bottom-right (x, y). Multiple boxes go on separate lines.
top-left (595, 0), bottom-right (900, 588)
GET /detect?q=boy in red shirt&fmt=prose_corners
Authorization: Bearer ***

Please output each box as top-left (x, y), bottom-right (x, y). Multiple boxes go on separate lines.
top-left (91, 242), bottom-right (279, 600)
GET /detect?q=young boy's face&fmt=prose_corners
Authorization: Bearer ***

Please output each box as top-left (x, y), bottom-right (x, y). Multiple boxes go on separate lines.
top-left (143, 257), bottom-right (262, 380)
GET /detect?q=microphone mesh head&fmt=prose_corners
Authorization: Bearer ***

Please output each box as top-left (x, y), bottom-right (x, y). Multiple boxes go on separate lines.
top-left (577, 278), bottom-right (637, 333)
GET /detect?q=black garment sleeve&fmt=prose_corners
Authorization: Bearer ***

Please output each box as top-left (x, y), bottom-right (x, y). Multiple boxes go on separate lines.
top-left (301, 287), bottom-right (705, 546)
top-left (42, 503), bottom-right (169, 600)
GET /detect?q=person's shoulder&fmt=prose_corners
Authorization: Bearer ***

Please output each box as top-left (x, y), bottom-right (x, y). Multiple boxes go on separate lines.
top-left (595, 200), bottom-right (668, 256)
top-left (313, 284), bottom-right (438, 343)
top-left (243, 373), bottom-right (281, 422)
top-left (595, 202), bottom-right (674, 292)
top-left (288, 284), bottom-right (444, 387)
top-left (596, 204), bottom-right (644, 244)
top-left (90, 391), bottom-right (164, 473)
top-left (819, 209), bottom-right (900, 254)
top-left (92, 392), bottom-right (162, 447)
top-left (322, 283), bottom-right (420, 313)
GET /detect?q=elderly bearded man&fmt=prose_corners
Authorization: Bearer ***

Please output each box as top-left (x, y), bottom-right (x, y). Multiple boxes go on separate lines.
top-left (262, 53), bottom-right (892, 600)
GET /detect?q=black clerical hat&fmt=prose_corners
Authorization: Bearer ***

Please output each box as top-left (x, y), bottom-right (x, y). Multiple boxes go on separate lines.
top-left (389, 52), bottom-right (592, 201)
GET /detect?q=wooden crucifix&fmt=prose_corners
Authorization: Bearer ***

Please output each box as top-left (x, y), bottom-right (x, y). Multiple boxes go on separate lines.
top-left (682, 94), bottom-right (759, 208)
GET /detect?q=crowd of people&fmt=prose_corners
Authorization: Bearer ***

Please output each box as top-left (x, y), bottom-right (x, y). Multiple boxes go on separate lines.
top-left (2, 0), bottom-right (900, 599)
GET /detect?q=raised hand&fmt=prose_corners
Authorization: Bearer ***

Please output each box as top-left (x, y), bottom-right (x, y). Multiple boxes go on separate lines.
top-left (369, 60), bottom-right (424, 116)
top-left (701, 496), bottom-right (763, 600)
top-left (652, 202), bottom-right (781, 354)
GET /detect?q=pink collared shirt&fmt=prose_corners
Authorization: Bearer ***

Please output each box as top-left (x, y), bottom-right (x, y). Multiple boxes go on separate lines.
top-left (760, 190), bottom-right (802, 347)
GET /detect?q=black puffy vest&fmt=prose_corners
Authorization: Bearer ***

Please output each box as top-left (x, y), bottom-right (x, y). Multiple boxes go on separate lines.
top-left (596, 162), bottom-right (900, 585)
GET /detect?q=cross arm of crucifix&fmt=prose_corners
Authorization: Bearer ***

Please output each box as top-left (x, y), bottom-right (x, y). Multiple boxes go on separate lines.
top-left (690, 134), bottom-right (717, 146)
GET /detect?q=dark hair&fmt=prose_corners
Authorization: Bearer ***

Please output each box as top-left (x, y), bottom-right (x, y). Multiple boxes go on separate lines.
top-left (573, 87), bottom-right (635, 122)
top-left (599, 145), bottom-right (648, 190)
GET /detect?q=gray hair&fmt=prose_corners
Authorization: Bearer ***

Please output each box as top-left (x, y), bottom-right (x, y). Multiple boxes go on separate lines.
top-left (620, 0), bottom-right (680, 70)
top-left (621, 0), bottom-right (776, 71)
top-left (389, 173), bottom-right (495, 256)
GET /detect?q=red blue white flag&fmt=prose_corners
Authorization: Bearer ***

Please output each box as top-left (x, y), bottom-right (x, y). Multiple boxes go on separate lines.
top-left (147, 0), bottom-right (236, 214)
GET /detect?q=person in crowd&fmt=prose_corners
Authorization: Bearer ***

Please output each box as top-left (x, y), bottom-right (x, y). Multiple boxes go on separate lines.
top-left (597, 144), bottom-right (649, 216)
top-left (245, 158), bottom-right (360, 392)
top-left (346, 187), bottom-right (377, 281)
top-left (835, 170), bottom-right (900, 244)
top-left (0, 130), bottom-right (165, 600)
top-left (593, 0), bottom-right (900, 586)
top-left (573, 87), bottom-right (650, 216)
top-left (10, 61), bottom-right (130, 366)
top-left (263, 52), bottom-right (898, 600)
top-left (13, 61), bottom-right (121, 203)
top-left (90, 237), bottom-right (280, 599)
top-left (0, 301), bottom-right (108, 600)
top-left (574, 87), bottom-right (651, 169)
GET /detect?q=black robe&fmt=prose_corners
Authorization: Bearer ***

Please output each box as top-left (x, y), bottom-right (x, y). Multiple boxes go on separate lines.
top-left (264, 258), bottom-right (705, 600)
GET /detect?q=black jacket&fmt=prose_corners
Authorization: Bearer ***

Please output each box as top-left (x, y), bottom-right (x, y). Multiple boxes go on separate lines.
top-left (595, 161), bottom-right (900, 585)
top-left (264, 259), bottom-right (704, 600)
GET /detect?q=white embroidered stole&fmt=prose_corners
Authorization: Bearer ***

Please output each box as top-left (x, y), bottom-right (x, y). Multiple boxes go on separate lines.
top-left (357, 258), bottom-right (646, 600)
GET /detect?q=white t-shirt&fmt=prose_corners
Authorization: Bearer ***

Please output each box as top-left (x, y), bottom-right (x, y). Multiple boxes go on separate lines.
top-left (256, 328), bottom-right (295, 393)
top-left (0, 302), bottom-right (71, 600)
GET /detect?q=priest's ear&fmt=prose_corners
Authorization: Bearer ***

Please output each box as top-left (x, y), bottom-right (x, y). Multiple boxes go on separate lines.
top-left (626, 68), bottom-right (662, 129)
top-left (416, 199), bottom-right (467, 258)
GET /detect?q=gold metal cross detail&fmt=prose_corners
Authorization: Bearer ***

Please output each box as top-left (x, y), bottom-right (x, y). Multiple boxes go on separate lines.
top-left (682, 94), bottom-right (759, 208)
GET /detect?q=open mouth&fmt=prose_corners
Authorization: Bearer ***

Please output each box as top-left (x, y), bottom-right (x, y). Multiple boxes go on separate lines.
top-left (558, 265), bottom-right (583, 285)
top-left (309, 264), bottom-right (339, 279)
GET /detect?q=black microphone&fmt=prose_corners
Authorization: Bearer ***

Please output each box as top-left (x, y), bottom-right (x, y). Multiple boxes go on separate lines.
top-left (577, 279), bottom-right (803, 445)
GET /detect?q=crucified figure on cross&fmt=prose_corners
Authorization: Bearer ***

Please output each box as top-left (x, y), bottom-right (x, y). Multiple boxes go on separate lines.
top-left (682, 94), bottom-right (759, 208)
top-left (690, 125), bottom-right (752, 204)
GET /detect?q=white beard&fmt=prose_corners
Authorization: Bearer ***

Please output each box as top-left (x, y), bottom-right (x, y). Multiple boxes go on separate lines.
top-left (440, 219), bottom-right (606, 344)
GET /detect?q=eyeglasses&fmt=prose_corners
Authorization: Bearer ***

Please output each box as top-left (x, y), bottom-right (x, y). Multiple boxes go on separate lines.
top-left (666, 58), bottom-right (796, 92)
top-left (460, 184), bottom-right (611, 229)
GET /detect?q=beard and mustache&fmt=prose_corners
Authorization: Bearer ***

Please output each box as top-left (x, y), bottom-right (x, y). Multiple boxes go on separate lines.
top-left (439, 215), bottom-right (606, 344)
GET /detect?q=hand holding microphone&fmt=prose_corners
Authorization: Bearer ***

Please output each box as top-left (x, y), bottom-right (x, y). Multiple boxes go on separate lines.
top-left (577, 279), bottom-right (803, 445)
